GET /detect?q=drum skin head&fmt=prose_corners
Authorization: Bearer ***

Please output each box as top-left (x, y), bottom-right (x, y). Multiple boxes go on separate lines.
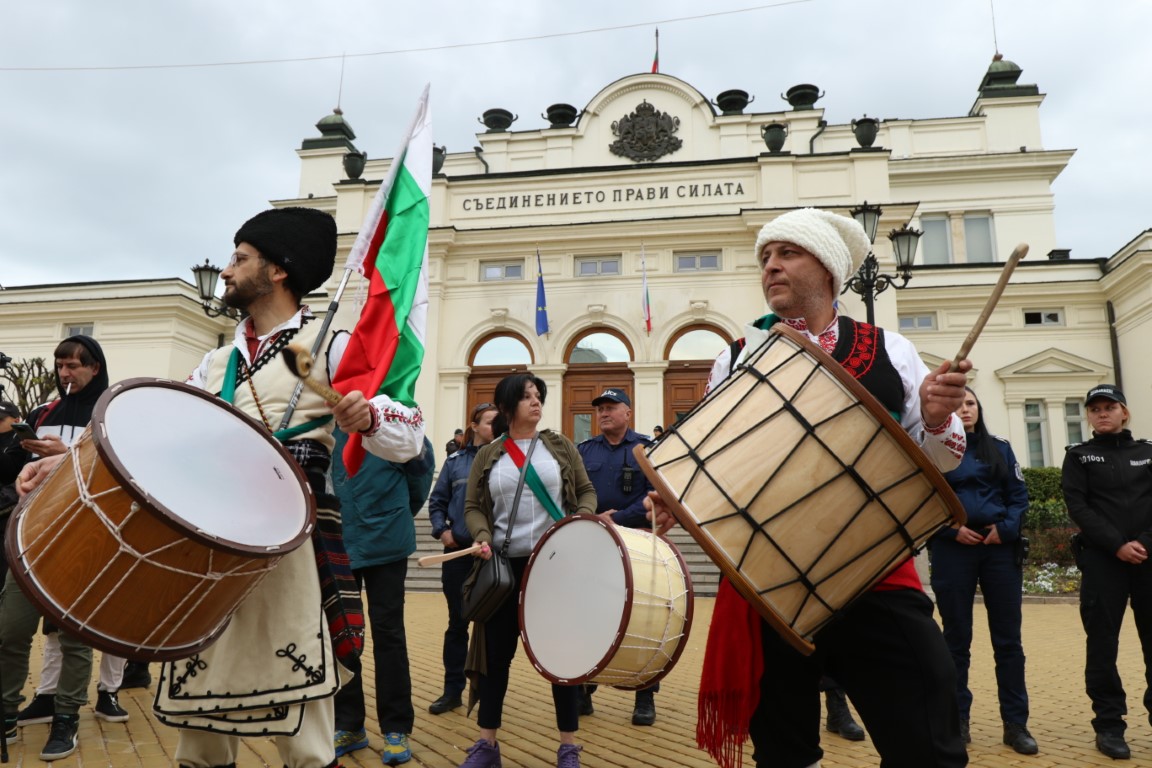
top-left (95, 379), bottom-right (314, 551)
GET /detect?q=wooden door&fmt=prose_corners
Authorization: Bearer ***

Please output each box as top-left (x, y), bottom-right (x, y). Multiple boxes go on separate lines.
top-left (663, 362), bottom-right (711, 429)
top-left (464, 364), bottom-right (526, 425)
top-left (561, 364), bottom-right (634, 442)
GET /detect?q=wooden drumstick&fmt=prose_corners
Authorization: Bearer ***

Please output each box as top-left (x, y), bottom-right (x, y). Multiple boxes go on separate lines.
top-left (950, 243), bottom-right (1028, 370)
top-left (417, 543), bottom-right (483, 566)
top-left (281, 344), bottom-right (343, 405)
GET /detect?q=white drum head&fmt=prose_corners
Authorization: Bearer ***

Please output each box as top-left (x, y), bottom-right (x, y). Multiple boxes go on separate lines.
top-left (521, 517), bottom-right (627, 681)
top-left (99, 381), bottom-right (311, 549)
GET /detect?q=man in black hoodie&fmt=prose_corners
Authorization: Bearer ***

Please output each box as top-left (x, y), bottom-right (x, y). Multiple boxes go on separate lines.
top-left (0, 335), bottom-right (109, 761)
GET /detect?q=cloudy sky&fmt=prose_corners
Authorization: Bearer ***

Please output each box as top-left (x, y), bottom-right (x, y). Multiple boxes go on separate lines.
top-left (2, 0), bottom-right (1148, 289)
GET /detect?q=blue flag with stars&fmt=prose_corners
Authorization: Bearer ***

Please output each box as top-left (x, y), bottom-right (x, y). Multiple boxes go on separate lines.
top-left (535, 249), bottom-right (550, 335)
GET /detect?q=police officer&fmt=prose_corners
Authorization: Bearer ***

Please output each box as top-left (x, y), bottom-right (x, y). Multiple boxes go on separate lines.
top-left (1063, 384), bottom-right (1152, 760)
top-left (577, 388), bottom-right (659, 725)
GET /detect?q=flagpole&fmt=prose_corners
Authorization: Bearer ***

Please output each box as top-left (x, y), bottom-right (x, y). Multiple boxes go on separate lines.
top-left (277, 267), bottom-right (355, 430)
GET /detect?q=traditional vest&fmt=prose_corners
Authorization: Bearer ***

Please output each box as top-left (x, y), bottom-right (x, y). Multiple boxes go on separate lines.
top-left (827, 315), bottom-right (903, 417)
top-left (203, 317), bottom-right (336, 451)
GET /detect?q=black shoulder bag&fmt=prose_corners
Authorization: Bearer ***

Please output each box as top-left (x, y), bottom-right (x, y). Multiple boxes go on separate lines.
top-left (461, 435), bottom-right (538, 623)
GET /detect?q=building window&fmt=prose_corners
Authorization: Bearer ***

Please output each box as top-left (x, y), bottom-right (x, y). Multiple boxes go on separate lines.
top-left (472, 334), bottom-right (533, 366)
top-left (919, 217), bottom-right (951, 265)
top-left (65, 323), bottom-right (94, 337)
top-left (674, 251), bottom-right (721, 272)
top-left (568, 332), bottom-right (631, 364)
top-left (668, 328), bottom-right (729, 360)
top-left (575, 255), bottom-right (621, 277)
top-left (898, 314), bottom-right (937, 332)
top-left (1023, 309), bottom-right (1064, 326)
top-left (1024, 400), bottom-right (1050, 467)
top-left (481, 261), bottom-right (524, 281)
top-left (1065, 400), bottom-right (1086, 445)
top-left (964, 215), bottom-right (995, 263)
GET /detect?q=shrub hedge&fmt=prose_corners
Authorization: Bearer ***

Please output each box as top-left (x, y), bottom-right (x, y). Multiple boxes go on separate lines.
top-left (1020, 466), bottom-right (1075, 567)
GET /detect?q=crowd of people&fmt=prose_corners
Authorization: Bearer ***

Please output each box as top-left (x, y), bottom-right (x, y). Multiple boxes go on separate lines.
top-left (2, 205), bottom-right (1151, 768)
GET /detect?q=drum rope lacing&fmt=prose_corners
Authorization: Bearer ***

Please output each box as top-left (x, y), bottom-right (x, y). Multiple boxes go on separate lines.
top-left (19, 441), bottom-right (275, 653)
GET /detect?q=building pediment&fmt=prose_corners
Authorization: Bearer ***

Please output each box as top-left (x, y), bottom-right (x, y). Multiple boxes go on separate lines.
top-left (996, 348), bottom-right (1107, 378)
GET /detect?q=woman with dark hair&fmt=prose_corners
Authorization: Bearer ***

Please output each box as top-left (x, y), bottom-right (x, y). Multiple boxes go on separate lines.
top-left (930, 386), bottom-right (1036, 754)
top-left (425, 402), bottom-right (499, 716)
top-left (461, 372), bottom-right (596, 768)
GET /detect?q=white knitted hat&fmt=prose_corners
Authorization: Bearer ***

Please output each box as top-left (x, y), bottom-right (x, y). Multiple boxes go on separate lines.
top-left (753, 208), bottom-right (871, 294)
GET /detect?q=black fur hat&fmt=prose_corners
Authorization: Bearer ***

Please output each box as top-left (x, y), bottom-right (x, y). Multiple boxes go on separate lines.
top-left (234, 207), bottom-right (337, 298)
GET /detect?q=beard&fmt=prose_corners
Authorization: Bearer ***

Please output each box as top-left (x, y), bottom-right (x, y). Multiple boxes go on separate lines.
top-left (222, 269), bottom-right (275, 310)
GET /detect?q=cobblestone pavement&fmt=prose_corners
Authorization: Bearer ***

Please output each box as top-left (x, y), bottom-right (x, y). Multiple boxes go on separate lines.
top-left (3, 594), bottom-right (1149, 767)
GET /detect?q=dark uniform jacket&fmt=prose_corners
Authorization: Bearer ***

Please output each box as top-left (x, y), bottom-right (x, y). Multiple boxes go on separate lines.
top-left (1063, 429), bottom-right (1152, 555)
top-left (577, 429), bottom-right (654, 528)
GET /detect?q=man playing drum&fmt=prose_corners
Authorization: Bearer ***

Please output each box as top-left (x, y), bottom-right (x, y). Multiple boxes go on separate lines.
top-left (648, 208), bottom-right (971, 768)
top-left (16, 207), bottom-right (426, 768)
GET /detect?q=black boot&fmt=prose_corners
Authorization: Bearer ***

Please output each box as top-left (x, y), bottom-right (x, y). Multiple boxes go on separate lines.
top-left (824, 688), bottom-right (865, 741)
top-left (121, 661), bottom-right (152, 690)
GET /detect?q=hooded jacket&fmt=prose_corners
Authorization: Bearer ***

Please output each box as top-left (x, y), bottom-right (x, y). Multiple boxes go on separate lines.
top-left (27, 335), bottom-right (110, 447)
top-left (330, 431), bottom-right (436, 568)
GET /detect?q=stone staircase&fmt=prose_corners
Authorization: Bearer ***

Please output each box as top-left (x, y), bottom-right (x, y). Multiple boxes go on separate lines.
top-left (407, 507), bottom-right (721, 596)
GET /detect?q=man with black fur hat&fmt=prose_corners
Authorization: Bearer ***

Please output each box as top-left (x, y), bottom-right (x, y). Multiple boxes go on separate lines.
top-left (2, 207), bottom-right (426, 768)
top-left (154, 206), bottom-right (425, 768)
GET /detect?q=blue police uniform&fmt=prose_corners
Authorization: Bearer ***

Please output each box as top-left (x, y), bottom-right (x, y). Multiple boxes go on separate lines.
top-left (577, 429), bottom-right (654, 528)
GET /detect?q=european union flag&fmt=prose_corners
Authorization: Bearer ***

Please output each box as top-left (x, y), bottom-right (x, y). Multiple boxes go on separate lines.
top-left (535, 249), bottom-right (550, 336)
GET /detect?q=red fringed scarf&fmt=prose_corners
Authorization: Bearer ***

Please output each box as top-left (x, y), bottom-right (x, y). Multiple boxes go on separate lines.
top-left (697, 579), bottom-right (763, 768)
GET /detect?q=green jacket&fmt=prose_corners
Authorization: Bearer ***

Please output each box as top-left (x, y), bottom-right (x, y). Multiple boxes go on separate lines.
top-left (464, 429), bottom-right (597, 545)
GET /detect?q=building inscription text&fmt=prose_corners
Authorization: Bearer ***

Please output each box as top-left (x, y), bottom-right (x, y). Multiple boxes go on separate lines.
top-left (460, 181), bottom-right (747, 213)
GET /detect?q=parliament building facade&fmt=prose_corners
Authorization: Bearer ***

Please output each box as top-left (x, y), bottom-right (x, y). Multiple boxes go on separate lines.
top-left (2, 61), bottom-right (1150, 467)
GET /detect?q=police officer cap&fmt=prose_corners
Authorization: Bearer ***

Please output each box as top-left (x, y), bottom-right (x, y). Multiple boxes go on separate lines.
top-left (592, 388), bottom-right (631, 408)
top-left (1085, 384), bottom-right (1125, 406)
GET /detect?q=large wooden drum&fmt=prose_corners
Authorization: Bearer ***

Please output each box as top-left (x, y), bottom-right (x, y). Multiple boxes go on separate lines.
top-left (635, 324), bottom-right (964, 654)
top-left (7, 379), bottom-right (315, 661)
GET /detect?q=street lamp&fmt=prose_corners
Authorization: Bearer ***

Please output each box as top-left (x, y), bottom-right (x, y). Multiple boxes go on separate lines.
top-left (841, 202), bottom-right (923, 325)
top-left (190, 259), bottom-right (241, 319)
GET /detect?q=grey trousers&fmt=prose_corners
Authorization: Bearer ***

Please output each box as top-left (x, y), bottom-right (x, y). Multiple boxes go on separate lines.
top-left (0, 570), bottom-right (93, 715)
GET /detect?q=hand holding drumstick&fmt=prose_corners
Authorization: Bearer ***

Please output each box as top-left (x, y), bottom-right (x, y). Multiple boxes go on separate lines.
top-left (281, 343), bottom-right (375, 434)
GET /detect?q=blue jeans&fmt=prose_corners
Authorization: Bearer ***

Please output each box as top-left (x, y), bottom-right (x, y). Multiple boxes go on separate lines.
top-left (440, 554), bottom-right (471, 697)
top-left (334, 559), bottom-right (414, 734)
top-left (931, 538), bottom-right (1029, 724)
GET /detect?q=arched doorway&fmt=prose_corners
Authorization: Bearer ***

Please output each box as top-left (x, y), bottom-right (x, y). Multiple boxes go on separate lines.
top-left (663, 325), bottom-right (731, 428)
top-left (562, 329), bottom-right (634, 442)
top-left (466, 332), bottom-right (533, 421)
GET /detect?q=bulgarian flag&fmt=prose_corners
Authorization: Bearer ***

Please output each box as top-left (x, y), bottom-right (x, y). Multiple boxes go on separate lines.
top-left (332, 84), bottom-right (431, 475)
top-left (651, 28), bottom-right (659, 73)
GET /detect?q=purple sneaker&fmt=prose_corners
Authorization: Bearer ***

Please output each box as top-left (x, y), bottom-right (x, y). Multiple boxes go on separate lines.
top-left (460, 738), bottom-right (501, 768)
top-left (557, 743), bottom-right (582, 768)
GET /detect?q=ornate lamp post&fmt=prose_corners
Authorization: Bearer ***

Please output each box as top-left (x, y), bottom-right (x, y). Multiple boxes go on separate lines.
top-left (190, 259), bottom-right (241, 319)
top-left (841, 202), bottom-right (923, 325)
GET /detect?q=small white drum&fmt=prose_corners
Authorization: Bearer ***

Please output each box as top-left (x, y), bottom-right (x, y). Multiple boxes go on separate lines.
top-left (520, 515), bottom-right (693, 689)
top-left (7, 378), bottom-right (315, 660)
